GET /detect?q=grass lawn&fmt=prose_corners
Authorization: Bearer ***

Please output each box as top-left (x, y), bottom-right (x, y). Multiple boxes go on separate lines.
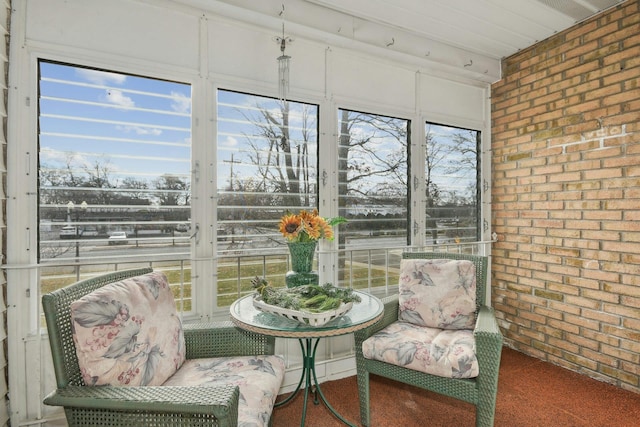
top-left (39, 256), bottom-right (397, 310)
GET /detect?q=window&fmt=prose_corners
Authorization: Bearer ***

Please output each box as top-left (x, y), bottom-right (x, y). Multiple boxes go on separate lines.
top-left (38, 61), bottom-right (192, 305)
top-left (36, 69), bottom-right (481, 309)
top-left (334, 114), bottom-right (481, 291)
top-left (424, 122), bottom-right (480, 245)
top-left (216, 90), bottom-right (319, 305)
top-left (337, 109), bottom-right (410, 289)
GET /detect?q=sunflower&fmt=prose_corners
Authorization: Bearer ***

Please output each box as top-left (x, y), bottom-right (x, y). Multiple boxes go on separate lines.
top-left (319, 217), bottom-right (334, 240)
top-left (279, 213), bottom-right (302, 240)
top-left (278, 209), bottom-right (345, 243)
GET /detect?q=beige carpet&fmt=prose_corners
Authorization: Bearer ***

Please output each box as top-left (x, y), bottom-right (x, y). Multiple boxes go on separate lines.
top-left (271, 347), bottom-right (640, 427)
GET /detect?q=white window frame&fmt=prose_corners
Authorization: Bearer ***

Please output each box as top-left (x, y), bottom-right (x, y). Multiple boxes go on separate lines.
top-left (5, 50), bottom-right (492, 427)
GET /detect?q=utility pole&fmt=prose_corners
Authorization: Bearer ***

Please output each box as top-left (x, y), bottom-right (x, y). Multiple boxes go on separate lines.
top-left (223, 154), bottom-right (241, 191)
top-left (223, 154), bottom-right (242, 242)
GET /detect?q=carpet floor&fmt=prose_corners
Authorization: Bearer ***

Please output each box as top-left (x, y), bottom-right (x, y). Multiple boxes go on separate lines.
top-left (271, 347), bottom-right (640, 427)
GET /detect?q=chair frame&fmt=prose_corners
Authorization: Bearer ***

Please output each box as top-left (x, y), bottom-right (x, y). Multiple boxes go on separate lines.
top-left (42, 267), bottom-right (278, 427)
top-left (354, 252), bottom-right (503, 427)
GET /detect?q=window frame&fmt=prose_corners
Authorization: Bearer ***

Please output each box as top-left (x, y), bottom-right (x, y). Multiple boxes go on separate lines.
top-left (423, 121), bottom-right (482, 246)
top-left (37, 60), bottom-right (194, 261)
top-left (8, 53), bottom-right (490, 329)
top-left (214, 88), bottom-right (321, 306)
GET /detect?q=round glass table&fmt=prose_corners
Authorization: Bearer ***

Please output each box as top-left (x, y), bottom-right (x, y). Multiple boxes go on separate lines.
top-left (230, 290), bottom-right (383, 426)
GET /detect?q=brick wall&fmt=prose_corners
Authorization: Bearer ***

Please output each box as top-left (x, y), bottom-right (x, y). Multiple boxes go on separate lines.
top-left (491, 0), bottom-right (640, 392)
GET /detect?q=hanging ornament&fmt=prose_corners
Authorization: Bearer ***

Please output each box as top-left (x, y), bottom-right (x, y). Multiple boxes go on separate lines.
top-left (275, 4), bottom-right (293, 101)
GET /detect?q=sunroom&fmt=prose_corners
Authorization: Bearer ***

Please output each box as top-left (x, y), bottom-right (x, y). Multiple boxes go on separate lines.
top-left (1, 0), bottom-right (639, 426)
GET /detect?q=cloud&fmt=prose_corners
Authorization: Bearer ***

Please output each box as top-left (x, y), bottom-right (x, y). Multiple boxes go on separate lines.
top-left (116, 125), bottom-right (162, 136)
top-left (39, 147), bottom-right (69, 163)
top-left (40, 148), bottom-right (92, 168)
top-left (170, 91), bottom-right (191, 113)
top-left (76, 69), bottom-right (127, 86)
top-left (220, 136), bottom-right (238, 147)
top-left (105, 89), bottom-right (135, 109)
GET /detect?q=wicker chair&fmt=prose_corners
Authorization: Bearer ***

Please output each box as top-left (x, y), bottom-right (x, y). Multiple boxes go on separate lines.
top-left (42, 267), bottom-right (281, 427)
top-left (354, 252), bottom-right (503, 427)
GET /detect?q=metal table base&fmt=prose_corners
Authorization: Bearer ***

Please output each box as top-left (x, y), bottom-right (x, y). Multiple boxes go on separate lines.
top-left (276, 338), bottom-right (355, 426)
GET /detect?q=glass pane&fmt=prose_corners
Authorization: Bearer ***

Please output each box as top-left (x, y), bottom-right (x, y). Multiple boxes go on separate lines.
top-left (337, 109), bottom-right (409, 288)
top-left (38, 61), bottom-right (192, 298)
top-left (216, 90), bottom-right (319, 306)
top-left (424, 123), bottom-right (479, 245)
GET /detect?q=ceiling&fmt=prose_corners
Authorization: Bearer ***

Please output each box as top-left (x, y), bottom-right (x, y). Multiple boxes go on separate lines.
top-left (305, 0), bottom-right (625, 59)
top-left (180, 0), bottom-right (626, 82)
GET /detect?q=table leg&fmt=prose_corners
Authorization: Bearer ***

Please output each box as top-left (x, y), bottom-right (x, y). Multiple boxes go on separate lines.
top-left (276, 338), bottom-right (356, 427)
top-left (275, 340), bottom-right (307, 407)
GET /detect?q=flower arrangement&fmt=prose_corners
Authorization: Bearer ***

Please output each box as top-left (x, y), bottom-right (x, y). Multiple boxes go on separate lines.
top-left (278, 209), bottom-right (346, 243)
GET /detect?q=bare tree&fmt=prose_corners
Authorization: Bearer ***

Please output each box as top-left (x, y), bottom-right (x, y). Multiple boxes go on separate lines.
top-left (425, 124), bottom-right (479, 242)
top-left (340, 111), bottom-right (408, 196)
top-left (153, 174), bottom-right (190, 206)
top-left (240, 101), bottom-right (315, 209)
top-left (338, 110), bottom-right (408, 225)
top-left (120, 177), bottom-right (150, 201)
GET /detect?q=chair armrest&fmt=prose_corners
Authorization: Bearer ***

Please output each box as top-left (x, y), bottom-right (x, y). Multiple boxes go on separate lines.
top-left (473, 306), bottom-right (503, 385)
top-left (184, 321), bottom-right (276, 359)
top-left (474, 306), bottom-right (503, 345)
top-left (44, 384), bottom-right (239, 421)
top-left (354, 295), bottom-right (398, 345)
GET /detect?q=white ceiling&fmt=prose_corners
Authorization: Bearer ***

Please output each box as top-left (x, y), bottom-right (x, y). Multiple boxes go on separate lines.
top-left (304, 0), bottom-right (626, 59)
top-left (178, 0), bottom-right (626, 82)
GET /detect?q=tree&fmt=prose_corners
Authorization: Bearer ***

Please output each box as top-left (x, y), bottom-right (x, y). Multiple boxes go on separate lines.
top-left (240, 101), bottom-right (316, 209)
top-left (153, 174), bottom-right (190, 207)
top-left (338, 110), bottom-right (409, 242)
top-left (339, 111), bottom-right (408, 200)
top-left (120, 177), bottom-right (150, 201)
top-left (425, 124), bottom-right (479, 242)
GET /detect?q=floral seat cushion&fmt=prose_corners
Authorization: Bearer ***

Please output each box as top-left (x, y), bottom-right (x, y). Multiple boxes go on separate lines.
top-left (361, 321), bottom-right (479, 378)
top-left (70, 271), bottom-right (286, 426)
top-left (398, 258), bottom-right (477, 330)
top-left (70, 271), bottom-right (186, 386)
top-left (163, 355), bottom-right (286, 427)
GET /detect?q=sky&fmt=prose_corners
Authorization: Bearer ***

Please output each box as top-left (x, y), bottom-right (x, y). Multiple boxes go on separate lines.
top-left (39, 61), bottom-right (192, 185)
top-left (216, 89), bottom-right (319, 192)
top-left (39, 61), bottom-right (476, 210)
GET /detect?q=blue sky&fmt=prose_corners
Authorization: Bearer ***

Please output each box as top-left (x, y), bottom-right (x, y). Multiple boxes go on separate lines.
top-left (39, 61), bottom-right (475, 207)
top-left (39, 62), bottom-right (192, 184)
top-left (216, 89), bottom-right (319, 192)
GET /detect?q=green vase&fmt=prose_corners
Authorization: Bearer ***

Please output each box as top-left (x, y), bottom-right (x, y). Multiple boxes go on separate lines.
top-left (286, 241), bottom-right (319, 287)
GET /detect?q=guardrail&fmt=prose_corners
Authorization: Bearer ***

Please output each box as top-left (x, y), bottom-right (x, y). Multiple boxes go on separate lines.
top-left (24, 239), bottom-right (491, 319)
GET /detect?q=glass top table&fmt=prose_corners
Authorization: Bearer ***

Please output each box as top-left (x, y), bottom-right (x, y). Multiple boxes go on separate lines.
top-left (230, 290), bottom-right (383, 426)
top-left (230, 290), bottom-right (383, 338)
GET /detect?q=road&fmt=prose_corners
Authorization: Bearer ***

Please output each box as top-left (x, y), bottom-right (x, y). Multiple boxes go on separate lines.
top-left (43, 233), bottom-right (421, 263)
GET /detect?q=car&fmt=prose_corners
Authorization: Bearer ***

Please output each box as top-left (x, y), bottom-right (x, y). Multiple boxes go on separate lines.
top-left (59, 226), bottom-right (78, 239)
top-left (81, 227), bottom-right (99, 238)
top-left (217, 227), bottom-right (228, 241)
top-left (108, 231), bottom-right (128, 245)
top-left (175, 223), bottom-right (189, 232)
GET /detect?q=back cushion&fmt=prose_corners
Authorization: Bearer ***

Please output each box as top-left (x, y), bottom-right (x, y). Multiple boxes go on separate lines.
top-left (70, 271), bottom-right (185, 386)
top-left (398, 258), bottom-right (477, 329)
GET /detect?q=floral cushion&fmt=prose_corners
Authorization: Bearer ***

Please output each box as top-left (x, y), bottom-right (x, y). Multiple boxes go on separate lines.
top-left (361, 321), bottom-right (479, 378)
top-left (163, 355), bottom-right (286, 427)
top-left (70, 271), bottom-right (186, 386)
top-left (398, 258), bottom-right (477, 329)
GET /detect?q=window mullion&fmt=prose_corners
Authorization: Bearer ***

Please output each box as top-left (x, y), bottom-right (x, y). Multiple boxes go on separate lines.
top-left (192, 77), bottom-right (216, 317)
top-left (318, 98), bottom-right (337, 285)
top-left (411, 118), bottom-right (426, 247)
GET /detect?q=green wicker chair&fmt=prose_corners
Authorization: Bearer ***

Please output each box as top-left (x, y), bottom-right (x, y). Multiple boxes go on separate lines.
top-left (42, 267), bottom-right (280, 427)
top-left (354, 252), bottom-right (503, 427)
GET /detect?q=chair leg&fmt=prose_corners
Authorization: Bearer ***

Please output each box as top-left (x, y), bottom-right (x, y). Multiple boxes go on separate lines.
top-left (356, 370), bottom-right (371, 426)
top-left (475, 400), bottom-right (497, 427)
